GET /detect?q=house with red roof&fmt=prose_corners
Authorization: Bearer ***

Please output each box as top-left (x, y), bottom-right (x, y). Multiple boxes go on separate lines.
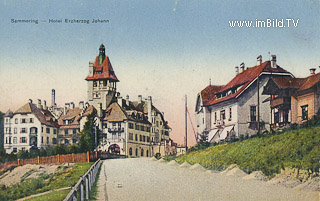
top-left (196, 55), bottom-right (293, 143)
top-left (3, 99), bottom-right (59, 153)
top-left (262, 68), bottom-right (320, 128)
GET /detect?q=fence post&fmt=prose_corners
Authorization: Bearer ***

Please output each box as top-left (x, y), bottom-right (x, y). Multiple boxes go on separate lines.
top-left (95, 151), bottom-right (98, 160)
top-left (58, 154), bottom-right (60, 163)
top-left (37, 156), bottom-right (40, 164)
top-left (17, 159), bottom-right (19, 166)
top-left (72, 153), bottom-right (75, 163)
top-left (80, 179), bottom-right (84, 201)
top-left (87, 152), bottom-right (90, 163)
top-left (85, 175), bottom-right (89, 200)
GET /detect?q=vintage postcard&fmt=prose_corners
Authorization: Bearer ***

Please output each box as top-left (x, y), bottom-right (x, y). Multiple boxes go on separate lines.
top-left (0, 1), bottom-right (319, 200)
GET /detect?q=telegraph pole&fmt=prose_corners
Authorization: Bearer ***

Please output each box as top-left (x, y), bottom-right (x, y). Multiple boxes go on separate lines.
top-left (257, 75), bottom-right (260, 134)
top-left (185, 95), bottom-right (188, 152)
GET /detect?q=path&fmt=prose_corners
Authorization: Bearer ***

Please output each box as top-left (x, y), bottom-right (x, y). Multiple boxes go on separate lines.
top-left (97, 158), bottom-right (319, 201)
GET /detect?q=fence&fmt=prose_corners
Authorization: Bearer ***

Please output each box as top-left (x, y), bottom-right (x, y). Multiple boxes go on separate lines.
top-left (64, 159), bottom-right (101, 201)
top-left (0, 152), bottom-right (96, 173)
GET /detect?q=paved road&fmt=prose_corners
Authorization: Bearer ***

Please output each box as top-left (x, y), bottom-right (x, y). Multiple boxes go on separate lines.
top-left (97, 158), bottom-right (318, 201)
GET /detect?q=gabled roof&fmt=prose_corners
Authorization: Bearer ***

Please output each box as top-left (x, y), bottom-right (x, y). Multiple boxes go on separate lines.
top-left (14, 103), bottom-right (58, 127)
top-left (297, 72), bottom-right (320, 92)
top-left (4, 109), bottom-right (13, 117)
top-left (58, 106), bottom-right (96, 129)
top-left (103, 102), bottom-right (127, 122)
top-left (200, 85), bottom-right (225, 106)
top-left (271, 77), bottom-right (306, 89)
top-left (85, 56), bottom-right (119, 82)
top-left (203, 61), bottom-right (291, 106)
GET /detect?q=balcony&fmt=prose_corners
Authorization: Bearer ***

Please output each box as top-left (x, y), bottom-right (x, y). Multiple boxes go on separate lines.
top-left (108, 128), bottom-right (124, 133)
top-left (271, 97), bottom-right (291, 108)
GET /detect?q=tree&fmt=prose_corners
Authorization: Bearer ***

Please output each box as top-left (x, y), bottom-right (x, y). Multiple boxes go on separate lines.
top-left (79, 113), bottom-right (99, 152)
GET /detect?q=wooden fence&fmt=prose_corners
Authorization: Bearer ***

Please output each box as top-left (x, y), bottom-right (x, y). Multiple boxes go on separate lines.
top-left (0, 152), bottom-right (95, 173)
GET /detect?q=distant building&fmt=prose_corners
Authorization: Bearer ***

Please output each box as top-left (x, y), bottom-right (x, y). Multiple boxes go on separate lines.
top-left (86, 44), bottom-right (175, 157)
top-left (3, 99), bottom-right (59, 153)
top-left (57, 103), bottom-right (97, 145)
top-left (262, 69), bottom-right (320, 129)
top-left (196, 55), bottom-right (293, 143)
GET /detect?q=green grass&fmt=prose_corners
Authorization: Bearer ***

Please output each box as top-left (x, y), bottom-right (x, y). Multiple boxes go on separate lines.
top-left (176, 126), bottom-right (320, 177)
top-left (26, 189), bottom-right (70, 201)
top-left (0, 162), bottom-right (93, 201)
top-left (88, 162), bottom-right (102, 200)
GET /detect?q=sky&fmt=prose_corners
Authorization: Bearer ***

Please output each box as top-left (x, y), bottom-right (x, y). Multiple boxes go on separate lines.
top-left (0, 0), bottom-right (319, 146)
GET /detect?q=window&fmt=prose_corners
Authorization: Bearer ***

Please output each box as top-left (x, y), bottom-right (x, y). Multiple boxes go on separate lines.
top-left (215, 112), bottom-right (217, 122)
top-left (13, 137), bottom-right (17, 144)
top-left (274, 112), bottom-right (279, 123)
top-left (202, 118), bottom-right (204, 124)
top-left (47, 137), bottom-right (49, 144)
top-left (52, 138), bottom-right (57, 144)
top-left (21, 137), bottom-right (27, 143)
top-left (229, 107), bottom-right (232, 120)
top-left (129, 123), bottom-right (134, 129)
top-left (250, 106), bottom-right (257, 122)
top-left (73, 129), bottom-right (77, 134)
top-left (135, 148), bottom-right (138, 156)
top-left (129, 133), bottom-right (133, 140)
top-left (220, 110), bottom-right (226, 120)
top-left (160, 121), bottom-right (162, 125)
top-left (53, 129), bottom-right (57, 134)
top-left (46, 128), bottom-right (50, 133)
top-left (29, 118), bottom-right (34, 123)
top-left (139, 135), bottom-right (142, 141)
top-left (13, 148), bottom-right (17, 153)
top-left (141, 126), bottom-right (145, 131)
top-left (129, 148), bottom-right (132, 156)
top-left (156, 121), bottom-right (159, 127)
top-left (9, 137), bottom-right (11, 144)
top-left (5, 118), bottom-right (9, 123)
top-left (112, 123), bottom-right (116, 127)
top-left (93, 81), bottom-right (97, 87)
top-left (147, 127), bottom-right (150, 132)
top-left (143, 136), bottom-right (146, 142)
top-left (14, 128), bottom-right (17, 134)
top-left (65, 129), bottom-right (68, 134)
top-left (73, 139), bottom-right (77, 144)
top-left (301, 105), bottom-right (308, 120)
top-left (135, 134), bottom-right (138, 141)
top-left (21, 118), bottom-right (26, 123)
top-left (41, 127), bottom-right (44, 133)
top-left (147, 136), bottom-right (150, 142)
top-left (21, 128), bottom-right (27, 133)
top-left (15, 118), bottom-right (18, 124)
top-left (41, 136), bottom-right (43, 143)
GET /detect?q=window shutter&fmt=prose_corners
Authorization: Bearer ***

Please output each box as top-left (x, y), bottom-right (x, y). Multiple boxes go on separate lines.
top-left (26, 138), bottom-right (27, 143)
top-left (20, 137), bottom-right (22, 143)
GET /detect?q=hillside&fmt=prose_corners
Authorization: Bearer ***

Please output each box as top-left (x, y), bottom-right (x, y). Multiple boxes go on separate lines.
top-left (176, 127), bottom-right (320, 177)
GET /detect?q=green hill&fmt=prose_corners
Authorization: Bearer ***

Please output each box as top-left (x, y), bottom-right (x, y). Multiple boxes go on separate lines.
top-left (176, 127), bottom-right (320, 177)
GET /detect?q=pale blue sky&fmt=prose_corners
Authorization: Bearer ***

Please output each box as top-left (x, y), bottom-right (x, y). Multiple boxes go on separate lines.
top-left (0, 0), bottom-right (319, 144)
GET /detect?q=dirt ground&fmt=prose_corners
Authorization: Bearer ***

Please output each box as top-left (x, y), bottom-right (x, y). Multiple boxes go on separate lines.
top-left (97, 158), bottom-right (319, 201)
top-left (0, 164), bottom-right (62, 187)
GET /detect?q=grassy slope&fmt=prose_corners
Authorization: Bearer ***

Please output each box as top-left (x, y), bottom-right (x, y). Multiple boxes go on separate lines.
top-left (176, 127), bottom-right (320, 177)
top-left (0, 162), bottom-right (93, 201)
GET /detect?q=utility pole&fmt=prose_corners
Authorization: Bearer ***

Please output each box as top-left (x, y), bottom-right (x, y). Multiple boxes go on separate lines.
top-left (257, 75), bottom-right (260, 134)
top-left (185, 95), bottom-right (188, 152)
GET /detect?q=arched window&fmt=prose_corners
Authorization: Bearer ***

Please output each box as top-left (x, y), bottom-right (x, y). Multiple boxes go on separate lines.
top-left (135, 148), bottom-right (138, 156)
top-left (141, 149), bottom-right (144, 157)
top-left (146, 150), bottom-right (149, 157)
top-left (129, 148), bottom-right (132, 156)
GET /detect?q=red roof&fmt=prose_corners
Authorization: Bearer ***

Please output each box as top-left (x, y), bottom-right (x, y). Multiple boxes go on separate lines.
top-left (201, 85), bottom-right (225, 106)
top-left (297, 72), bottom-right (320, 92)
top-left (85, 56), bottom-right (119, 82)
top-left (203, 61), bottom-right (291, 106)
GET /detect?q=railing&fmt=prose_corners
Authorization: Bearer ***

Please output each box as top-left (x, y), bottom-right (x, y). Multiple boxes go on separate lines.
top-left (64, 159), bottom-right (101, 201)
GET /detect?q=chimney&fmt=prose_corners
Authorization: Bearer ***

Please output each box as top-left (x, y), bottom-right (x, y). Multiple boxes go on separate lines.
top-left (126, 95), bottom-right (129, 106)
top-left (89, 62), bottom-right (94, 76)
top-left (147, 96), bottom-right (152, 122)
top-left (257, 55), bottom-right (262, 65)
top-left (98, 103), bottom-right (103, 118)
top-left (235, 66), bottom-right (239, 75)
top-left (271, 55), bottom-right (277, 68)
top-left (65, 103), bottom-right (70, 109)
top-left (51, 89), bottom-right (55, 107)
top-left (28, 99), bottom-right (33, 104)
top-left (117, 96), bottom-right (123, 107)
top-left (310, 68), bottom-right (316, 75)
top-left (43, 100), bottom-right (47, 110)
top-left (37, 99), bottom-right (42, 109)
top-left (70, 102), bottom-right (75, 109)
top-left (138, 95), bottom-right (142, 104)
top-left (79, 101), bottom-right (84, 110)
top-left (64, 106), bottom-right (67, 115)
top-left (85, 102), bottom-right (89, 108)
top-left (240, 63), bottom-right (245, 72)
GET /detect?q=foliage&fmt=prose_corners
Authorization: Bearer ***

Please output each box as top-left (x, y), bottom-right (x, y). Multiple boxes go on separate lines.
top-left (176, 126), bottom-right (320, 177)
top-left (27, 189), bottom-right (70, 201)
top-left (79, 113), bottom-right (99, 152)
top-left (0, 162), bottom-right (93, 201)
